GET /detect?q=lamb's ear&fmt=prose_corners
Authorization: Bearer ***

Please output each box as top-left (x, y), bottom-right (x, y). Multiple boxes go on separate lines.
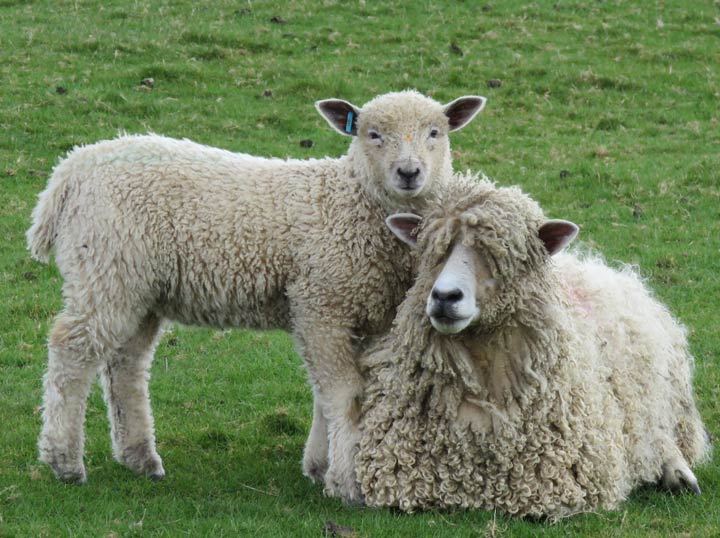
top-left (538, 219), bottom-right (579, 256)
top-left (443, 96), bottom-right (487, 131)
top-left (386, 213), bottom-right (422, 248)
top-left (315, 99), bottom-right (360, 136)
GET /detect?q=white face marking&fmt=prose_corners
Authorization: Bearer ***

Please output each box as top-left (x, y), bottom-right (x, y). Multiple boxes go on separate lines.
top-left (426, 242), bottom-right (497, 334)
top-left (426, 243), bottom-right (480, 334)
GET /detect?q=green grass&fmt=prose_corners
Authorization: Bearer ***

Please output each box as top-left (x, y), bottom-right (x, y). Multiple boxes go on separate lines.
top-left (1, 0), bottom-right (719, 536)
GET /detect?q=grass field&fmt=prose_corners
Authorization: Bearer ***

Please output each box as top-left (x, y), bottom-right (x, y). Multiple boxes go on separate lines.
top-left (1, 0), bottom-right (719, 536)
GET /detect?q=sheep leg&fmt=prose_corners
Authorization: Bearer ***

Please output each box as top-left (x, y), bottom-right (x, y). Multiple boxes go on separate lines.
top-left (38, 313), bottom-right (101, 483)
top-left (323, 391), bottom-right (364, 505)
top-left (98, 315), bottom-right (164, 480)
top-left (294, 321), bottom-right (364, 504)
top-left (302, 392), bottom-right (329, 483)
top-left (661, 456), bottom-right (701, 496)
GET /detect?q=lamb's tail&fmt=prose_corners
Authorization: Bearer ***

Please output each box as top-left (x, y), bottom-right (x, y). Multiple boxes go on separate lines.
top-left (26, 166), bottom-right (72, 263)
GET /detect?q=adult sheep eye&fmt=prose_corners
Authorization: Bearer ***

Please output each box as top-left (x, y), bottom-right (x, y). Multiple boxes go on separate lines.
top-left (429, 128), bottom-right (439, 138)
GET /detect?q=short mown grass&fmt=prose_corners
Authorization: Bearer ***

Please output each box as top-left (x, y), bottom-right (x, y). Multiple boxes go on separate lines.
top-left (1, 1), bottom-right (718, 536)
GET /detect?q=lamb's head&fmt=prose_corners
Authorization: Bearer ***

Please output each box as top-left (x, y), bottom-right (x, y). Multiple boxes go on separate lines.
top-left (387, 179), bottom-right (579, 335)
top-left (316, 90), bottom-right (485, 207)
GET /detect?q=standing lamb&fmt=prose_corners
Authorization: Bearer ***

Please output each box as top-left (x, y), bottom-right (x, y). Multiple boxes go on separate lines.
top-left (354, 175), bottom-right (710, 516)
top-left (25, 90), bottom-right (487, 503)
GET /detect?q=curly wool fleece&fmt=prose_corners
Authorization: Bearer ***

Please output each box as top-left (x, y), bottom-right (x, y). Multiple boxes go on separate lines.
top-left (355, 175), bottom-right (710, 518)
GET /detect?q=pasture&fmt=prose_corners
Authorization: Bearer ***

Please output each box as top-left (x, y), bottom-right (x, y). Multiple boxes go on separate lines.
top-left (1, 0), bottom-right (718, 536)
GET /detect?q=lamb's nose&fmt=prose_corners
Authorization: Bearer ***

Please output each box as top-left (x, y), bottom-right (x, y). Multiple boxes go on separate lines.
top-left (431, 287), bottom-right (464, 305)
top-left (397, 167), bottom-right (420, 182)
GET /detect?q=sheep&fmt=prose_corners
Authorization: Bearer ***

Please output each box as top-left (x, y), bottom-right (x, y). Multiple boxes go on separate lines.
top-left (25, 90), bottom-right (487, 503)
top-left (354, 174), bottom-right (710, 517)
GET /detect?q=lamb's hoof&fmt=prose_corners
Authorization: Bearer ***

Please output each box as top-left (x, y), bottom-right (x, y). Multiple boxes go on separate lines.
top-left (662, 460), bottom-right (701, 496)
top-left (55, 466), bottom-right (87, 484)
top-left (324, 475), bottom-right (365, 506)
top-left (142, 460), bottom-right (165, 480)
top-left (146, 460), bottom-right (166, 482)
top-left (149, 470), bottom-right (165, 482)
top-left (119, 442), bottom-right (165, 479)
top-left (303, 457), bottom-right (328, 484)
top-left (133, 458), bottom-right (164, 481)
top-left (40, 450), bottom-right (86, 484)
top-left (46, 460), bottom-right (86, 484)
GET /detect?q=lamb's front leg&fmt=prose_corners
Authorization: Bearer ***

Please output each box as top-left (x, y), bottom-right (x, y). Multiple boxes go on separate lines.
top-left (294, 320), bottom-right (364, 504)
top-left (303, 392), bottom-right (329, 483)
top-left (323, 384), bottom-right (364, 505)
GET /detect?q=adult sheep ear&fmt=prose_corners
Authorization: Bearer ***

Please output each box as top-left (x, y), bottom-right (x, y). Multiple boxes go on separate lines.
top-left (443, 96), bottom-right (487, 131)
top-left (538, 219), bottom-right (579, 256)
top-left (386, 213), bottom-right (422, 248)
top-left (315, 99), bottom-right (360, 136)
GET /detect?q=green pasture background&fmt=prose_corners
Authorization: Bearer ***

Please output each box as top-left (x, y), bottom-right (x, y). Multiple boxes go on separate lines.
top-left (1, 0), bottom-right (718, 536)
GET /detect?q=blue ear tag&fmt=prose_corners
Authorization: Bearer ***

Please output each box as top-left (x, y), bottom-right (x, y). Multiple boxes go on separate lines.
top-left (345, 111), bottom-right (354, 133)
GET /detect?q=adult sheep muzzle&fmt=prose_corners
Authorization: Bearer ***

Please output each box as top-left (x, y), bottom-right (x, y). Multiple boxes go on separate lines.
top-left (425, 243), bottom-right (485, 334)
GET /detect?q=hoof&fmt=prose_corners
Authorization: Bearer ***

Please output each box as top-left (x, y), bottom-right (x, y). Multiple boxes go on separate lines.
top-left (325, 485), bottom-right (365, 506)
top-left (662, 459), bottom-right (701, 496)
top-left (55, 467), bottom-right (87, 484)
top-left (303, 461), bottom-right (328, 484)
top-left (679, 473), bottom-right (702, 496)
top-left (149, 471), bottom-right (165, 482)
top-left (118, 442), bottom-right (164, 479)
top-left (40, 449), bottom-right (86, 484)
top-left (324, 474), bottom-right (365, 506)
top-left (46, 461), bottom-right (86, 484)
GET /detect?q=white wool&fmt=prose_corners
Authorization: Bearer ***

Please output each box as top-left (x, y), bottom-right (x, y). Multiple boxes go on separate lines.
top-left (355, 178), bottom-right (710, 517)
top-left (26, 91), bottom-right (487, 502)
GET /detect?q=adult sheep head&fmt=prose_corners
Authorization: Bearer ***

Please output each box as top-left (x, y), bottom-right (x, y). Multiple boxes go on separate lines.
top-left (386, 180), bottom-right (579, 335)
top-left (316, 90), bottom-right (485, 206)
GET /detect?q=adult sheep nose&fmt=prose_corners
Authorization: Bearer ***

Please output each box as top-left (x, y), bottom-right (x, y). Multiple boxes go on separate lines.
top-left (431, 287), bottom-right (464, 306)
top-left (396, 167), bottom-right (421, 182)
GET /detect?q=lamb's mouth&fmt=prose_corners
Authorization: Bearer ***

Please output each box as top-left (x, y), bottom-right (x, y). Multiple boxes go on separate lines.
top-left (393, 184), bottom-right (423, 197)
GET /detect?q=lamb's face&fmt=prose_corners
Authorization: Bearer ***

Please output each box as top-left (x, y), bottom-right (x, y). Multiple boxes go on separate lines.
top-left (316, 91), bottom-right (485, 204)
top-left (425, 239), bottom-right (499, 334)
top-left (356, 97), bottom-right (452, 200)
top-left (356, 93), bottom-right (487, 201)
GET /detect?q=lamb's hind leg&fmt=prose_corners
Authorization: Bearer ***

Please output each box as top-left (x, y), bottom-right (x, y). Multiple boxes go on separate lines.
top-left (38, 313), bottom-right (103, 483)
top-left (99, 315), bottom-right (165, 480)
top-left (661, 454), bottom-right (701, 496)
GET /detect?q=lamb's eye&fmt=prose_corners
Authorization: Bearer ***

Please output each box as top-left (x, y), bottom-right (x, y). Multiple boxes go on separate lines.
top-left (429, 128), bottom-right (439, 138)
top-left (368, 130), bottom-right (383, 144)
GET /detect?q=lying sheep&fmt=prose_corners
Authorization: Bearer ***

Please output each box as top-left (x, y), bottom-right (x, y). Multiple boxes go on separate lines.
top-left (26, 91), bottom-right (486, 502)
top-left (354, 175), bottom-right (710, 517)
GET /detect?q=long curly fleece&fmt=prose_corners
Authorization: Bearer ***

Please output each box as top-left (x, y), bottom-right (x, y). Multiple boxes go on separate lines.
top-left (356, 175), bottom-right (709, 518)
